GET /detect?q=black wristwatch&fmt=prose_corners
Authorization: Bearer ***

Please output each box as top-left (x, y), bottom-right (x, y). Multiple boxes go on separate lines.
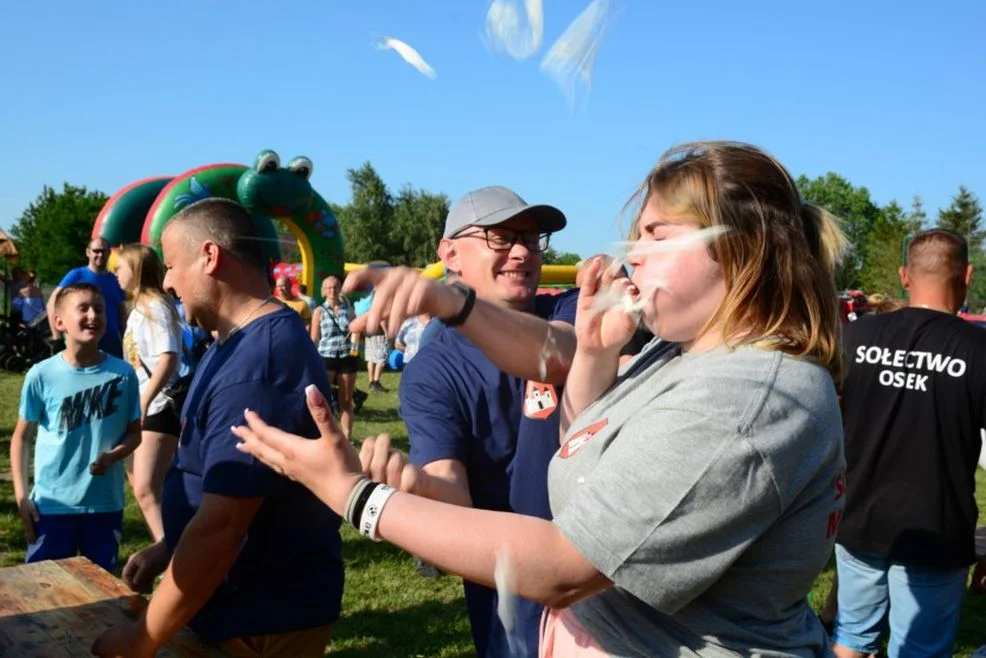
top-left (445, 281), bottom-right (477, 327)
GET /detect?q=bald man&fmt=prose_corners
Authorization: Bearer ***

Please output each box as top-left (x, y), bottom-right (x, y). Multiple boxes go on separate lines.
top-left (48, 237), bottom-right (126, 357)
top-left (274, 275), bottom-right (311, 330)
top-left (833, 229), bottom-right (986, 657)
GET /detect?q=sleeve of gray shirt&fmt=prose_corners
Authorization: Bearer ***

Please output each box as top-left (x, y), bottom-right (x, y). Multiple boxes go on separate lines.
top-left (553, 406), bottom-right (782, 615)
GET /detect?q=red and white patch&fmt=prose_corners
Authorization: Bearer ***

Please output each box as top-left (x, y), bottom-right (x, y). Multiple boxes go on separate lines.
top-left (524, 382), bottom-right (558, 420)
top-left (560, 419), bottom-right (609, 458)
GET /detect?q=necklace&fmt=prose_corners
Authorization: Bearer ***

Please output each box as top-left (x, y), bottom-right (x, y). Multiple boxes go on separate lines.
top-left (220, 295), bottom-right (275, 344)
top-left (916, 304), bottom-right (952, 314)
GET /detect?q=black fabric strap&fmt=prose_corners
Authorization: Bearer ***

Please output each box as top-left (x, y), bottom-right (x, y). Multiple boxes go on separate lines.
top-left (445, 282), bottom-right (476, 327)
top-left (350, 482), bottom-right (380, 529)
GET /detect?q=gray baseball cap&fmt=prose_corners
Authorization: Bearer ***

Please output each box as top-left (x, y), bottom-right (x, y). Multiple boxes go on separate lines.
top-left (442, 186), bottom-right (567, 239)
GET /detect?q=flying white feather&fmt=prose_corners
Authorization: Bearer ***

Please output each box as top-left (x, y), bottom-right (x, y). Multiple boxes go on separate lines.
top-left (484, 0), bottom-right (544, 61)
top-left (540, 0), bottom-right (612, 110)
top-left (375, 36), bottom-right (437, 80)
top-left (494, 546), bottom-right (527, 656)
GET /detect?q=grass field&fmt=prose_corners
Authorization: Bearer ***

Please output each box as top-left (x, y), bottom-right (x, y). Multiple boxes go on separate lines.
top-left (1, 369), bottom-right (984, 656)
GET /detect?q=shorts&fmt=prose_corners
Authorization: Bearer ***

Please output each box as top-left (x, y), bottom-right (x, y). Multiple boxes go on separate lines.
top-left (323, 356), bottom-right (358, 374)
top-left (143, 404), bottom-right (181, 436)
top-left (833, 543), bottom-right (968, 657)
top-left (26, 510), bottom-right (124, 573)
top-left (365, 335), bottom-right (388, 363)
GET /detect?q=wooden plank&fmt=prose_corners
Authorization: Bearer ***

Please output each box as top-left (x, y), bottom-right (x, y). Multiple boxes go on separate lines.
top-left (0, 558), bottom-right (223, 657)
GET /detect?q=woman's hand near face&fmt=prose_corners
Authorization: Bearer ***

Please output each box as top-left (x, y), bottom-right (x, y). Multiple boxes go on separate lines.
top-left (574, 257), bottom-right (640, 356)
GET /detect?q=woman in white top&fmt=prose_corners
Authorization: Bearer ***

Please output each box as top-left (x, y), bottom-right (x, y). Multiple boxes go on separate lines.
top-left (116, 243), bottom-right (182, 542)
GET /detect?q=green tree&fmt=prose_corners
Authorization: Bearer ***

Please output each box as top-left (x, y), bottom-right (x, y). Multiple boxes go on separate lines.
top-left (937, 185), bottom-right (984, 250)
top-left (858, 200), bottom-right (921, 297)
top-left (542, 247), bottom-right (582, 265)
top-left (10, 183), bottom-right (109, 284)
top-left (391, 185), bottom-right (449, 267)
top-left (908, 195), bottom-right (928, 228)
top-left (796, 173), bottom-right (882, 290)
top-left (334, 164), bottom-right (451, 267)
top-left (336, 163), bottom-right (395, 264)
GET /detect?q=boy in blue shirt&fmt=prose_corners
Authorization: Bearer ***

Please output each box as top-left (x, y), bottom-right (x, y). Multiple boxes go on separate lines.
top-left (10, 283), bottom-right (142, 572)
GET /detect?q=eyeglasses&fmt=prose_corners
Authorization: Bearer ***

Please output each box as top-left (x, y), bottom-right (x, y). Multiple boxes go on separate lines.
top-left (454, 228), bottom-right (551, 253)
top-left (89, 248), bottom-right (107, 254)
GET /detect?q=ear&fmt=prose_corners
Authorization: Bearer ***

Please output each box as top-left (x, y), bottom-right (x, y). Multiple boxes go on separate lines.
top-left (53, 312), bottom-right (66, 333)
top-left (898, 266), bottom-right (910, 290)
top-left (201, 240), bottom-right (222, 276)
top-left (438, 239), bottom-right (461, 275)
top-left (965, 264), bottom-right (974, 287)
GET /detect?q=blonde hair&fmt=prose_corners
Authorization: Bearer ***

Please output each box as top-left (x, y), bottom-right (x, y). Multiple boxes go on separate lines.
top-left (866, 293), bottom-right (905, 314)
top-left (118, 243), bottom-right (179, 333)
top-left (626, 141), bottom-right (848, 379)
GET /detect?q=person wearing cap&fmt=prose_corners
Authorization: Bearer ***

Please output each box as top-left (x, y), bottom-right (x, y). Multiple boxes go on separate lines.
top-left (342, 185), bottom-right (579, 657)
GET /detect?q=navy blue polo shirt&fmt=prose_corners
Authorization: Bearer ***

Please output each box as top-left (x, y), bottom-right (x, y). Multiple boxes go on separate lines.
top-left (399, 289), bottom-right (579, 658)
top-left (161, 306), bottom-right (343, 644)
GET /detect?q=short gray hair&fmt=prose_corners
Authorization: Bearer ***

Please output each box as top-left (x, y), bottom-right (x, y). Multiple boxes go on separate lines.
top-left (168, 198), bottom-right (266, 273)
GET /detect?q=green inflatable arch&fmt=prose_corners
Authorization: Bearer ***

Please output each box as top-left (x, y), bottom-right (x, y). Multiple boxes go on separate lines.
top-left (91, 149), bottom-right (345, 304)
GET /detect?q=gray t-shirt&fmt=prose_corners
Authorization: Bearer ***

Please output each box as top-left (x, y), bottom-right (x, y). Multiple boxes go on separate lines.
top-left (549, 341), bottom-right (844, 657)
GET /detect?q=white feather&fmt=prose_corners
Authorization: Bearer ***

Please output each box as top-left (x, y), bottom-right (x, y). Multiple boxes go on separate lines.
top-left (484, 0), bottom-right (544, 60)
top-left (612, 226), bottom-right (732, 257)
top-left (494, 546), bottom-right (526, 655)
top-left (376, 37), bottom-right (437, 80)
top-left (540, 0), bottom-right (612, 110)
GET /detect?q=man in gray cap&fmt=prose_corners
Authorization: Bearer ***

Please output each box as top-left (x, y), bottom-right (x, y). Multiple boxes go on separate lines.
top-left (345, 185), bottom-right (579, 657)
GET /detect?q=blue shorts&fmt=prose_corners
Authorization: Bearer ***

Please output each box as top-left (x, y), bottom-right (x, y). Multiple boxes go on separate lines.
top-left (833, 543), bottom-right (968, 657)
top-left (25, 511), bottom-right (124, 573)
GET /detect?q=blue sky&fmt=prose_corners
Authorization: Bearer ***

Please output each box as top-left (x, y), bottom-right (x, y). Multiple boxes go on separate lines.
top-left (1, 0), bottom-right (983, 260)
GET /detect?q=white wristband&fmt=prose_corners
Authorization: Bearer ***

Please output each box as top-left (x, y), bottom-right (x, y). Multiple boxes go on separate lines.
top-left (359, 484), bottom-right (397, 542)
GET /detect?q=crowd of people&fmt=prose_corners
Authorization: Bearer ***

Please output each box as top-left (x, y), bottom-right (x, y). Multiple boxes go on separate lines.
top-left (6, 139), bottom-right (986, 658)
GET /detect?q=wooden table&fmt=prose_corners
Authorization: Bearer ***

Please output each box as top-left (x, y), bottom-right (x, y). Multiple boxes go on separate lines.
top-left (0, 557), bottom-right (222, 657)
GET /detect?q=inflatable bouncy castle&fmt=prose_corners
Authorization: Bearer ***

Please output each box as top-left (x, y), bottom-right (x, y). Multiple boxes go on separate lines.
top-left (92, 149), bottom-right (345, 304)
top-left (93, 149), bottom-right (579, 303)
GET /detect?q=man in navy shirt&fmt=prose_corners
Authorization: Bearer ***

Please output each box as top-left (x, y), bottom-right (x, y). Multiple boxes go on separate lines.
top-left (47, 237), bottom-right (126, 357)
top-left (347, 186), bottom-right (579, 657)
top-left (92, 198), bottom-right (343, 658)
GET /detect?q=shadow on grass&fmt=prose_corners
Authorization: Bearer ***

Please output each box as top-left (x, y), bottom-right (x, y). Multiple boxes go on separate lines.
top-left (340, 533), bottom-right (414, 567)
top-left (330, 598), bottom-right (474, 658)
top-left (353, 408), bottom-right (404, 425)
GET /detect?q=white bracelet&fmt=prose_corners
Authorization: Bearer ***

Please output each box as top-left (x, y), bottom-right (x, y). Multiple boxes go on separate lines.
top-left (359, 484), bottom-right (397, 542)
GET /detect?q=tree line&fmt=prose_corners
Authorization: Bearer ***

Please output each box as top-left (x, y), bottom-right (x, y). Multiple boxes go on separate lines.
top-left (798, 174), bottom-right (984, 308)
top-left (7, 166), bottom-right (982, 307)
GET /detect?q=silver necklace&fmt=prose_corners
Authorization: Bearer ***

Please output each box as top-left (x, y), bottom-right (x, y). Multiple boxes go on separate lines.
top-left (220, 295), bottom-right (275, 344)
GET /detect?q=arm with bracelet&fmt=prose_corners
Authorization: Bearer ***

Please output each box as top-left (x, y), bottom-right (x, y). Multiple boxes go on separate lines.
top-left (344, 270), bottom-right (577, 385)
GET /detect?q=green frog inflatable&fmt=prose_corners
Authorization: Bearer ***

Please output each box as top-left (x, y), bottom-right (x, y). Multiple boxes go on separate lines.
top-left (92, 149), bottom-right (344, 303)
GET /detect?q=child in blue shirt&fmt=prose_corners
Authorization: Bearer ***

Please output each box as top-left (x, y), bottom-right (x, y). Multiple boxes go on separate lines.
top-left (10, 283), bottom-right (142, 572)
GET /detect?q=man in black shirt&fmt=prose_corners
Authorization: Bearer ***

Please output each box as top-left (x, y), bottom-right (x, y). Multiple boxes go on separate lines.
top-left (834, 229), bottom-right (986, 658)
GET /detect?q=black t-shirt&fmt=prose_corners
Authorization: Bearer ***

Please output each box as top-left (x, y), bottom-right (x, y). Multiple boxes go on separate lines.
top-left (838, 307), bottom-right (986, 568)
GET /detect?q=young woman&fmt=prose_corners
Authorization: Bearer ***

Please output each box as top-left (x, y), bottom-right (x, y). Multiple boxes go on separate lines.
top-left (310, 275), bottom-right (358, 440)
top-left (116, 243), bottom-right (182, 542)
top-left (234, 141), bottom-right (848, 657)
